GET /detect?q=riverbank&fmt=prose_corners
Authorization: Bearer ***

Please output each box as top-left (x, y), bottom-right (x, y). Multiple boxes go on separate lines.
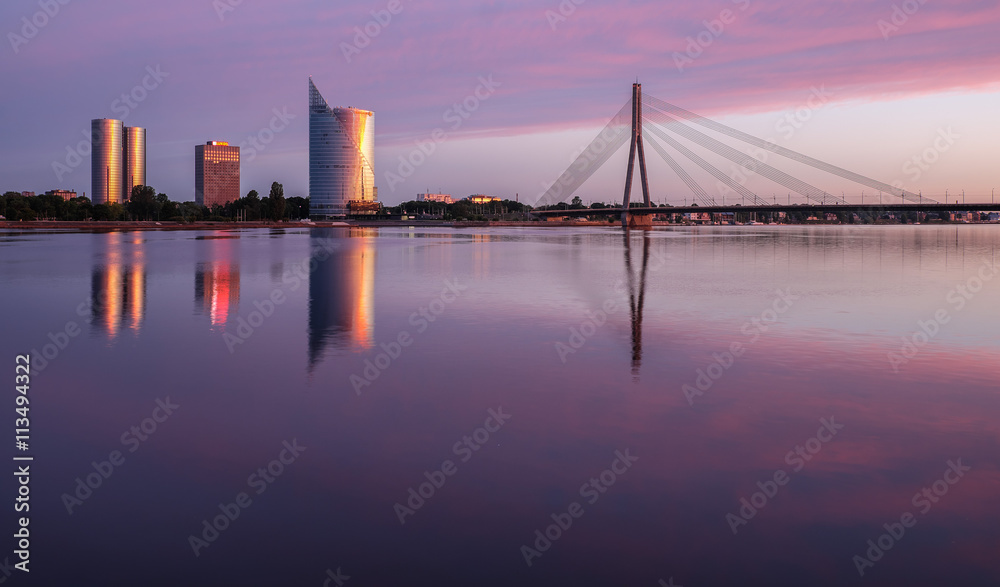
top-left (0, 219), bottom-right (621, 232)
top-left (0, 220), bottom-right (347, 231)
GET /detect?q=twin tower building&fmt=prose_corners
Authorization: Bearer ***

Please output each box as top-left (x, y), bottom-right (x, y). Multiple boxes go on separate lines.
top-left (90, 79), bottom-right (376, 217)
top-left (91, 119), bottom-right (145, 205)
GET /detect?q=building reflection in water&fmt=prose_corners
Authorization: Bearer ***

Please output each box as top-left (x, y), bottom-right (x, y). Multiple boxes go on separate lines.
top-left (90, 231), bottom-right (147, 340)
top-left (308, 228), bottom-right (375, 370)
top-left (623, 229), bottom-right (650, 380)
top-left (194, 237), bottom-right (241, 328)
top-left (473, 233), bottom-right (491, 278)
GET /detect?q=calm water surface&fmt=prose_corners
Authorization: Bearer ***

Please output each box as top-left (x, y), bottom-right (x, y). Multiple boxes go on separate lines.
top-left (2, 225), bottom-right (999, 586)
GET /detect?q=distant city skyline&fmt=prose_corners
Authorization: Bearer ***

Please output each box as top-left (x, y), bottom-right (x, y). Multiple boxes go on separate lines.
top-left (2, 0), bottom-right (998, 205)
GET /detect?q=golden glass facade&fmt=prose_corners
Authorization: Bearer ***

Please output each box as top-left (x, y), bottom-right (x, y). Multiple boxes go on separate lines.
top-left (91, 119), bottom-right (145, 205)
top-left (309, 79), bottom-right (375, 218)
top-left (195, 141), bottom-right (240, 208)
top-left (123, 126), bottom-right (146, 201)
top-left (91, 119), bottom-right (123, 205)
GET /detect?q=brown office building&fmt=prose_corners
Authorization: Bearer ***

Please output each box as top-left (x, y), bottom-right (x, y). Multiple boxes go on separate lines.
top-left (195, 141), bottom-right (240, 208)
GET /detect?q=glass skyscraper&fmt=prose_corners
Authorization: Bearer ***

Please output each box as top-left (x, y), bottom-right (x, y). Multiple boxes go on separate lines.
top-left (91, 119), bottom-right (145, 205)
top-left (123, 126), bottom-right (146, 202)
top-left (309, 78), bottom-right (375, 218)
top-left (92, 119), bottom-right (123, 205)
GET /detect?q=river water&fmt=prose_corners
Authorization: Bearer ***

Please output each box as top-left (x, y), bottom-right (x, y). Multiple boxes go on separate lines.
top-left (2, 225), bottom-right (998, 586)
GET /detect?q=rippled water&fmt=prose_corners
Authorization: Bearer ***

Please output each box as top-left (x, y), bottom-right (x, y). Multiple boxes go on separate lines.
top-left (2, 225), bottom-right (998, 586)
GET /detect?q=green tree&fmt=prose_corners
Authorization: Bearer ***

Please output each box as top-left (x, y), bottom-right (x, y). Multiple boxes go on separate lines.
top-left (30, 194), bottom-right (66, 219)
top-left (161, 199), bottom-right (179, 220)
top-left (177, 202), bottom-right (204, 222)
top-left (154, 193), bottom-right (170, 220)
top-left (66, 196), bottom-right (93, 220)
top-left (93, 202), bottom-right (125, 221)
top-left (128, 185), bottom-right (157, 220)
top-left (268, 182), bottom-right (286, 221)
top-left (244, 190), bottom-right (261, 220)
top-left (286, 196), bottom-right (309, 219)
top-left (4, 195), bottom-right (35, 220)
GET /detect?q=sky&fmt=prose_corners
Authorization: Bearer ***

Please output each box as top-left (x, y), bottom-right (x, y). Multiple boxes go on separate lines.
top-left (1, 0), bottom-right (998, 206)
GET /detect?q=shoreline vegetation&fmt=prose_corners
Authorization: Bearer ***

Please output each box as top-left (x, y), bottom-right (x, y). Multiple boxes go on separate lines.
top-left (3, 186), bottom-right (993, 231)
top-left (2, 218), bottom-right (994, 232)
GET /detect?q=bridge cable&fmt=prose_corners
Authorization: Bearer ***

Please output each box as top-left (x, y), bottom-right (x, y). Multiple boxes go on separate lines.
top-left (641, 130), bottom-right (715, 206)
top-left (643, 95), bottom-right (936, 204)
top-left (644, 121), bottom-right (767, 205)
top-left (644, 106), bottom-right (845, 205)
top-left (534, 100), bottom-right (632, 207)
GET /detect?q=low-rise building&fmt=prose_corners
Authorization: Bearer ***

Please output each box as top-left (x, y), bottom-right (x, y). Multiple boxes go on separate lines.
top-left (417, 193), bottom-right (453, 204)
top-left (466, 194), bottom-right (501, 204)
top-left (45, 190), bottom-right (77, 201)
top-left (348, 200), bottom-right (381, 215)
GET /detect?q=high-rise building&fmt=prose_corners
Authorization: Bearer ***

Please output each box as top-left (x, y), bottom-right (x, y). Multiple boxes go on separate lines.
top-left (92, 119), bottom-right (123, 205)
top-left (195, 141), bottom-right (240, 208)
top-left (123, 126), bottom-right (146, 202)
top-left (91, 119), bottom-right (145, 205)
top-left (309, 78), bottom-right (376, 218)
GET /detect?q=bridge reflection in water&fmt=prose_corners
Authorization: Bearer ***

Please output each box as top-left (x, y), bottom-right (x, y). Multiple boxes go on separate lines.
top-left (623, 229), bottom-right (651, 380)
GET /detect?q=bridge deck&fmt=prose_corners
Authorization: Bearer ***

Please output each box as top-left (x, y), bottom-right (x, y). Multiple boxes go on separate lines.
top-left (534, 203), bottom-right (1000, 217)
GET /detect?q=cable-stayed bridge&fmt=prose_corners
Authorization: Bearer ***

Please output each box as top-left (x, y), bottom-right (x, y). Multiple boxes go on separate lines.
top-left (534, 83), bottom-right (997, 227)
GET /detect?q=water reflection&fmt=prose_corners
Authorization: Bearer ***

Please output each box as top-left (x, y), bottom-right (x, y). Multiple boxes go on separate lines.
top-left (623, 229), bottom-right (650, 380)
top-left (308, 228), bottom-right (375, 370)
top-left (194, 238), bottom-right (241, 328)
top-left (90, 231), bottom-right (146, 339)
top-left (10, 226), bottom-right (1000, 585)
top-left (473, 233), bottom-right (491, 278)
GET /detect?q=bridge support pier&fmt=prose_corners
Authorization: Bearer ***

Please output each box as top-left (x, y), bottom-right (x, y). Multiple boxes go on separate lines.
top-left (625, 214), bottom-right (653, 228)
top-left (622, 82), bottom-right (651, 229)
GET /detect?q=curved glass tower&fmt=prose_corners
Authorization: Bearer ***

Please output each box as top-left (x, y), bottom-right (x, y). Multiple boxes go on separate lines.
top-left (309, 78), bottom-right (375, 218)
top-left (92, 119), bottom-right (123, 205)
top-left (123, 126), bottom-right (146, 201)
